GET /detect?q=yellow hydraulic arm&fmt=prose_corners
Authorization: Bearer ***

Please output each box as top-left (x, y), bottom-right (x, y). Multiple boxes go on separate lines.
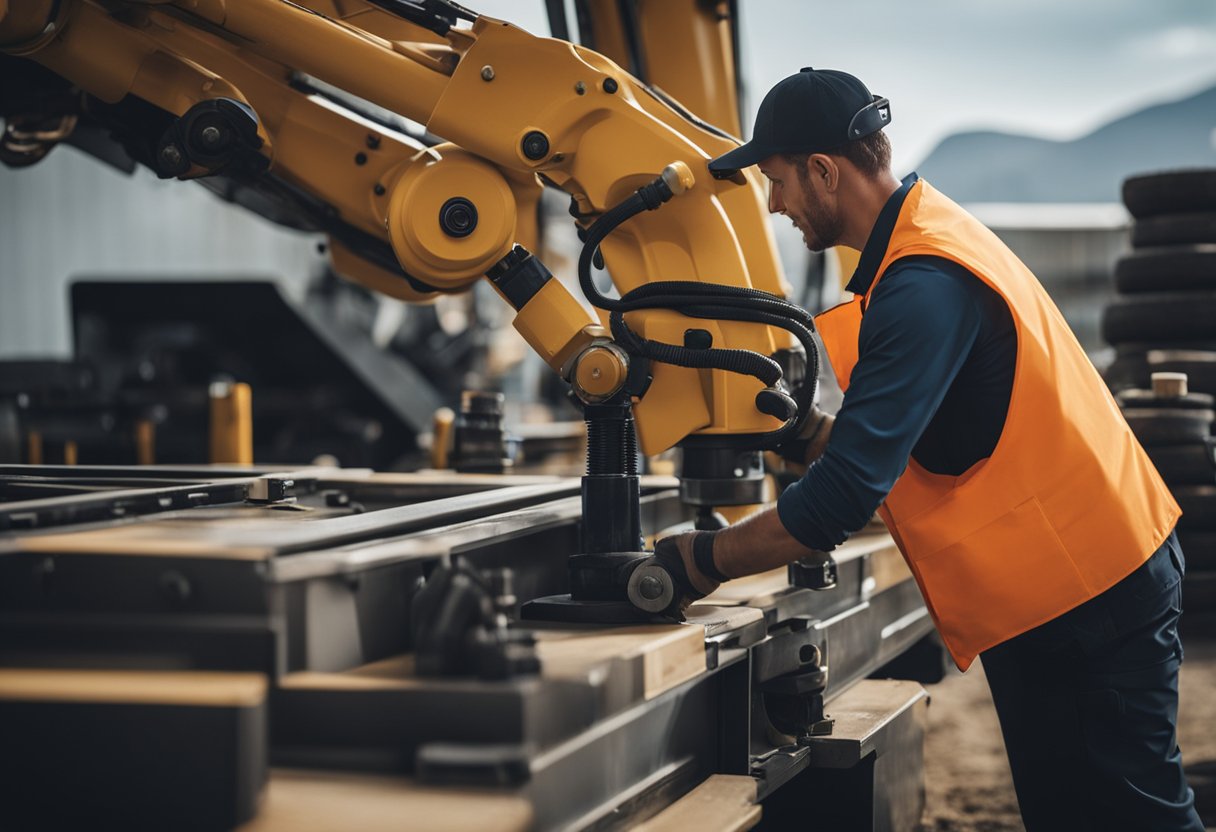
top-left (0, 0), bottom-right (808, 457)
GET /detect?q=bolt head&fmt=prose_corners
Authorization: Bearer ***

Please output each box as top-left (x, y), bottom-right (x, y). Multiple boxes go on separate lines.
top-left (521, 131), bottom-right (550, 161)
top-left (200, 125), bottom-right (222, 146)
top-left (639, 574), bottom-right (664, 600)
top-left (439, 197), bottom-right (479, 238)
top-left (158, 570), bottom-right (192, 603)
top-left (481, 65), bottom-right (495, 81)
top-left (160, 144), bottom-right (183, 166)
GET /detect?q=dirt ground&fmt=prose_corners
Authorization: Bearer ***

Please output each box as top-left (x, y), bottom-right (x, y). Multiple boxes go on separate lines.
top-left (915, 614), bottom-right (1216, 831)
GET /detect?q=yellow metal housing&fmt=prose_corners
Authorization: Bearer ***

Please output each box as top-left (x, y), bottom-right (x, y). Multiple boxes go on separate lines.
top-left (328, 240), bottom-right (439, 304)
top-left (5, 2), bottom-right (792, 457)
top-left (508, 279), bottom-right (602, 373)
top-left (386, 144), bottom-right (518, 289)
top-left (572, 344), bottom-right (628, 401)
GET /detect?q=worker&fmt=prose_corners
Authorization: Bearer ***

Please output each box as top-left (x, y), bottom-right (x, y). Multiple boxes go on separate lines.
top-left (655, 68), bottom-right (1202, 831)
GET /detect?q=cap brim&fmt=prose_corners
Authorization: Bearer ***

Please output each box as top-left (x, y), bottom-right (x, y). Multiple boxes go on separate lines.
top-left (707, 140), bottom-right (770, 178)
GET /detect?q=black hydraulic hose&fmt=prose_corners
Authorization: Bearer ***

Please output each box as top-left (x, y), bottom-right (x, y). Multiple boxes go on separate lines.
top-left (610, 316), bottom-right (784, 386)
top-left (577, 175), bottom-right (821, 449)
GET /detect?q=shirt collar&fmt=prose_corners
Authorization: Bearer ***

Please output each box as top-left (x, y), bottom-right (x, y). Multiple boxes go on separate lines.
top-left (844, 172), bottom-right (919, 296)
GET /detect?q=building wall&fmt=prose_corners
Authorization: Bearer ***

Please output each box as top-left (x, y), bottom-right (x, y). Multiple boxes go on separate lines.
top-left (1, 147), bottom-right (1130, 369)
top-left (970, 205), bottom-right (1130, 357)
top-left (990, 226), bottom-right (1128, 355)
top-left (0, 147), bottom-right (325, 358)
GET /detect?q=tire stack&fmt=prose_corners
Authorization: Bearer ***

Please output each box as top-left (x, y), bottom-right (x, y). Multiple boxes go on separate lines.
top-left (1102, 169), bottom-right (1216, 617)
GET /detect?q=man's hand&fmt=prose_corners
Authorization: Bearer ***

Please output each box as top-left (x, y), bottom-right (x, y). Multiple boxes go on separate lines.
top-left (775, 406), bottom-right (835, 471)
top-left (651, 531), bottom-right (721, 617)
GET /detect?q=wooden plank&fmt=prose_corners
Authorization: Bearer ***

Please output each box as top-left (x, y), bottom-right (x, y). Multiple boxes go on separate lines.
top-left (14, 520), bottom-right (276, 559)
top-left (279, 655), bottom-right (424, 691)
top-left (281, 623), bottom-right (707, 702)
top-left (633, 774), bottom-right (761, 832)
top-left (809, 678), bottom-right (929, 768)
top-left (237, 769), bottom-right (532, 832)
top-left (534, 623), bottom-right (706, 700)
top-left (0, 668), bottom-right (267, 707)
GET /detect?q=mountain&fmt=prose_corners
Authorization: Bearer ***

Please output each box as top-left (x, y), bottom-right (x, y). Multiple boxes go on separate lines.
top-left (915, 83), bottom-right (1216, 202)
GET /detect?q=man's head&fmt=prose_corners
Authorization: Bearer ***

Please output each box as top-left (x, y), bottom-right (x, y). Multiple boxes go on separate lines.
top-left (709, 68), bottom-right (895, 251)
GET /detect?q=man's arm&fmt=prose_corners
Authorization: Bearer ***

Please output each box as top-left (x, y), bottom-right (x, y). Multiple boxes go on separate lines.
top-left (658, 261), bottom-right (990, 606)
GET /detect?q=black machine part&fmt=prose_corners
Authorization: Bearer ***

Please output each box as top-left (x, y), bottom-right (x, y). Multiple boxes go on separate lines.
top-left (678, 445), bottom-right (767, 507)
top-left (410, 557), bottom-right (539, 680)
top-left (452, 390), bottom-right (514, 474)
top-left (522, 396), bottom-right (685, 623)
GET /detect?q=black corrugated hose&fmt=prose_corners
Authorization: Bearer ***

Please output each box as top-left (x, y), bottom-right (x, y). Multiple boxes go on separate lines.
top-left (577, 176), bottom-right (820, 450)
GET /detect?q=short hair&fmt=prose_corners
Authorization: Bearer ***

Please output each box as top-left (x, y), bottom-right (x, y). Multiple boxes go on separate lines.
top-left (785, 130), bottom-right (892, 179)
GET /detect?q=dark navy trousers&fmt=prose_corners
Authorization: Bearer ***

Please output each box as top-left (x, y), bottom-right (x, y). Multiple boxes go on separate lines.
top-left (981, 531), bottom-right (1203, 831)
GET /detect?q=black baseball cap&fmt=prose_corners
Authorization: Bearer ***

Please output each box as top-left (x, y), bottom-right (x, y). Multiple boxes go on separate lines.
top-left (708, 68), bottom-right (890, 178)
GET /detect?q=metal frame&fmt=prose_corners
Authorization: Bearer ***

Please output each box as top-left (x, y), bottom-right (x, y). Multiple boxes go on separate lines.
top-left (0, 465), bottom-right (935, 829)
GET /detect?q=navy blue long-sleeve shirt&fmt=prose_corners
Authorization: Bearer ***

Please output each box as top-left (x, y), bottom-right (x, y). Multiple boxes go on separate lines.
top-left (777, 175), bottom-right (1017, 552)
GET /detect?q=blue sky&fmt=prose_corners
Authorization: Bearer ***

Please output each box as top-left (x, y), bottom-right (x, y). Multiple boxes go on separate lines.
top-left (476, 0), bottom-right (1216, 171)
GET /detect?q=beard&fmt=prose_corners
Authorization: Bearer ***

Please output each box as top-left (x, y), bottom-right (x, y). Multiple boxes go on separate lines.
top-left (793, 171), bottom-right (843, 252)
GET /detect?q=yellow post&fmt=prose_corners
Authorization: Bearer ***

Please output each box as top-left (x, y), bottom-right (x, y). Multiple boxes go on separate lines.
top-left (63, 440), bottom-right (78, 466)
top-left (135, 419), bottom-right (156, 466)
top-left (209, 382), bottom-right (253, 465)
top-left (431, 407), bottom-right (455, 470)
top-left (27, 431), bottom-right (43, 465)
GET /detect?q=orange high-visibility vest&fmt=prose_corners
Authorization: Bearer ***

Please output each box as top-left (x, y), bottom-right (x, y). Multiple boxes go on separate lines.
top-left (815, 179), bottom-right (1179, 670)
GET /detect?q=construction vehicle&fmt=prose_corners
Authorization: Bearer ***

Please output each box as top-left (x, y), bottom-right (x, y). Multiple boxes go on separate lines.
top-left (0, 2), bottom-right (937, 828)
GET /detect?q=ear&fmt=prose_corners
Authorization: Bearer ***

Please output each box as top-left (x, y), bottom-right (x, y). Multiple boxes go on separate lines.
top-left (809, 154), bottom-right (840, 192)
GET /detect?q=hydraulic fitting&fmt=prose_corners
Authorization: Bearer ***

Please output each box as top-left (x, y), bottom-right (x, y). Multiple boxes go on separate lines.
top-left (571, 343), bottom-right (629, 403)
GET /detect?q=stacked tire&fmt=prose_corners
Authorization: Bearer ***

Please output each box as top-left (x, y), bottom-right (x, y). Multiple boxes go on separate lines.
top-left (1102, 169), bottom-right (1216, 617)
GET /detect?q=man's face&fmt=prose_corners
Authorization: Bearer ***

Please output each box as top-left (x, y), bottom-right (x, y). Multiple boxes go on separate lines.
top-left (758, 154), bottom-right (842, 252)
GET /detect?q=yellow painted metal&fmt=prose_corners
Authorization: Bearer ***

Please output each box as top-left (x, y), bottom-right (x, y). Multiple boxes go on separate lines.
top-left (0, 0), bottom-right (61, 53)
top-left (386, 144), bottom-right (518, 288)
top-left (509, 278), bottom-right (602, 373)
top-left (8, 2), bottom-right (789, 457)
top-left (63, 440), bottom-right (78, 466)
top-left (584, 0), bottom-right (742, 138)
top-left (427, 19), bottom-right (786, 451)
top-left (298, 1), bottom-right (452, 47)
top-left (209, 382), bottom-right (253, 465)
top-left (183, 0), bottom-right (451, 125)
top-left (23, 3), bottom-right (146, 103)
top-left (573, 345), bottom-right (627, 400)
top-left (580, 0), bottom-right (630, 73)
top-left (329, 240), bottom-right (440, 303)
